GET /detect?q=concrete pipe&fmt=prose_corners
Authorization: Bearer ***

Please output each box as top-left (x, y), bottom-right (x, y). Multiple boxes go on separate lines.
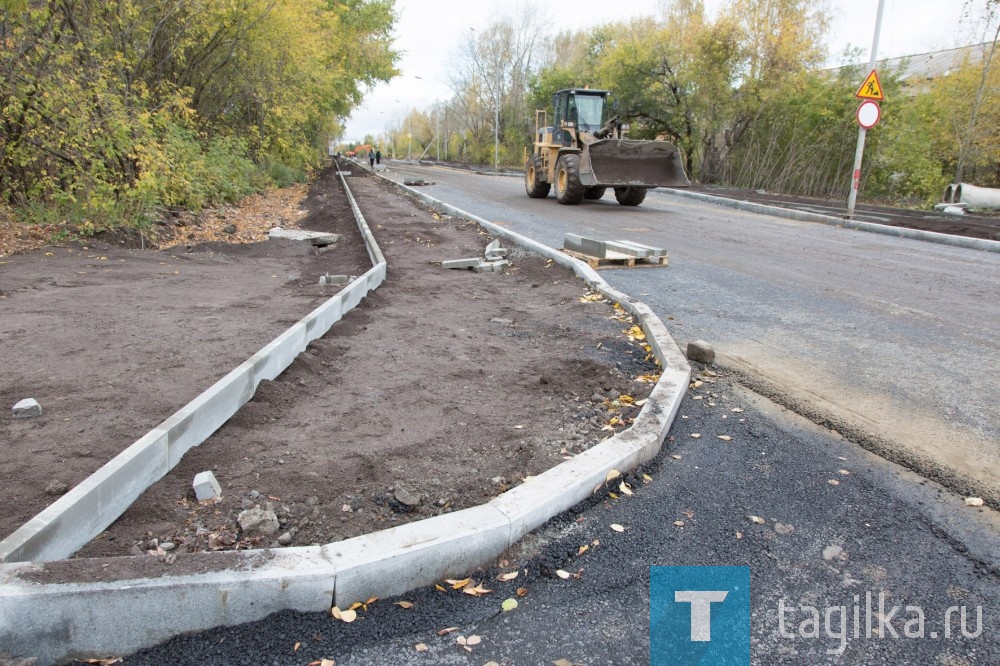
top-left (954, 182), bottom-right (1000, 210)
top-left (943, 183), bottom-right (957, 203)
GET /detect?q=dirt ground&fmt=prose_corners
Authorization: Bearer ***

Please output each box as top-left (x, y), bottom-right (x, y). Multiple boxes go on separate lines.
top-left (0, 165), bottom-right (659, 560)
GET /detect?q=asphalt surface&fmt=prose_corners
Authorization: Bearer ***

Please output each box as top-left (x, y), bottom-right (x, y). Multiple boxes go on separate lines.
top-left (374, 162), bottom-right (1000, 507)
top-left (109, 165), bottom-right (1000, 665)
top-left (121, 370), bottom-right (999, 665)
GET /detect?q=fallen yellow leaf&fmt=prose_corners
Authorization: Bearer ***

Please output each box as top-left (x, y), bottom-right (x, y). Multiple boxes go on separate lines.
top-left (578, 544), bottom-right (589, 556)
top-left (606, 469), bottom-right (621, 483)
top-left (610, 524), bottom-right (626, 533)
top-left (447, 577), bottom-right (471, 590)
top-left (619, 482), bottom-right (633, 496)
top-left (463, 583), bottom-right (493, 597)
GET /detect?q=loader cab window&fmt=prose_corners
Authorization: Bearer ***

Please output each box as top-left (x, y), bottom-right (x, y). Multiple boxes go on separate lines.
top-left (574, 95), bottom-right (604, 132)
top-left (553, 92), bottom-right (571, 146)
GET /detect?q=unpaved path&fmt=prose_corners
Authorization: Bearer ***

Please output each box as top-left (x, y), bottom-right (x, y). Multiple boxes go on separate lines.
top-left (1, 166), bottom-right (659, 560)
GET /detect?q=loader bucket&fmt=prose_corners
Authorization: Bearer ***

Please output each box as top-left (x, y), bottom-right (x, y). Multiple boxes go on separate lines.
top-left (587, 139), bottom-right (690, 188)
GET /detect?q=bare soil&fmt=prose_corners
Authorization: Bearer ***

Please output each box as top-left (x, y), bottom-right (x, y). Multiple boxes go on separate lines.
top-left (0, 165), bottom-right (658, 560)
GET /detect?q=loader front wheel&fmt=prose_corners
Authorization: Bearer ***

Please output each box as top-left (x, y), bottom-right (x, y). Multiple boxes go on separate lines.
top-left (554, 154), bottom-right (584, 205)
top-left (614, 186), bottom-right (647, 206)
top-left (524, 155), bottom-right (551, 198)
top-left (583, 187), bottom-right (607, 200)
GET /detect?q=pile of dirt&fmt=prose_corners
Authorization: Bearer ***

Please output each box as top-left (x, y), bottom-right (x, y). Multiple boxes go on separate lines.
top-left (1, 165), bottom-right (660, 561)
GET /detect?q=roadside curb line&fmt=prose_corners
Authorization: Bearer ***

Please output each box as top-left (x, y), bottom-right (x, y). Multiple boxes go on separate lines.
top-left (0, 170), bottom-right (689, 664)
top-left (661, 188), bottom-right (1000, 253)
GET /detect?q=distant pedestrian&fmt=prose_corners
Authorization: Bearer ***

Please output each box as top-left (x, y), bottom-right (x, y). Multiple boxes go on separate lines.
top-left (375, 149), bottom-right (381, 165)
top-left (369, 150), bottom-right (375, 168)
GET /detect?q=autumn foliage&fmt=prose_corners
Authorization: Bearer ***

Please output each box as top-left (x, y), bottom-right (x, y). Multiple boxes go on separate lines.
top-left (0, 0), bottom-right (397, 229)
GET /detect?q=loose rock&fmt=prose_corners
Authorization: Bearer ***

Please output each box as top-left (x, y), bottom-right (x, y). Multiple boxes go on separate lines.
top-left (12, 398), bottom-right (42, 418)
top-left (686, 340), bottom-right (716, 364)
top-left (237, 507), bottom-right (280, 536)
top-left (45, 480), bottom-right (68, 496)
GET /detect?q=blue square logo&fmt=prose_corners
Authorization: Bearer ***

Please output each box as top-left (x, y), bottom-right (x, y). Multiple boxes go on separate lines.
top-left (650, 566), bottom-right (750, 665)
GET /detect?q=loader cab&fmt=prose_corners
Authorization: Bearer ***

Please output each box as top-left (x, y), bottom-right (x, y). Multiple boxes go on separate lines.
top-left (552, 88), bottom-right (609, 146)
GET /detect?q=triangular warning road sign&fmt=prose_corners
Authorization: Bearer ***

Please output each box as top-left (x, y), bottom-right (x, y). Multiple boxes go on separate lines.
top-left (855, 69), bottom-right (884, 100)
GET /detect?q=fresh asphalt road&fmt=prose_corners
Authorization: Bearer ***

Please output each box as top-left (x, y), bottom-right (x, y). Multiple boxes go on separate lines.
top-left (380, 162), bottom-right (1000, 505)
top-left (120, 164), bottom-right (1000, 664)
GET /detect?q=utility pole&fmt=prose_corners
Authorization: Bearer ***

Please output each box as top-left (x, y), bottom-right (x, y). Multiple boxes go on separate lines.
top-left (846, 0), bottom-right (886, 219)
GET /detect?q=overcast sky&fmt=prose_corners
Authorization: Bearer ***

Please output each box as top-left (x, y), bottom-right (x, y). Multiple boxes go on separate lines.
top-left (342, 0), bottom-right (983, 141)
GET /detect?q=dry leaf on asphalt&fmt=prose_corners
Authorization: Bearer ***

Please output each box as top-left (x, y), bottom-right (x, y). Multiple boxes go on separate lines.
top-left (497, 571), bottom-right (519, 581)
top-left (606, 469), bottom-right (621, 483)
top-left (828, 479), bottom-right (840, 486)
top-left (467, 635), bottom-right (482, 646)
top-left (578, 544), bottom-right (589, 556)
top-left (502, 598), bottom-right (519, 611)
top-left (673, 520), bottom-right (685, 527)
top-left (690, 433), bottom-right (701, 439)
top-left (435, 584), bottom-right (446, 592)
top-left (556, 569), bottom-right (571, 579)
top-left (619, 481), bottom-right (633, 496)
top-left (447, 577), bottom-right (471, 590)
top-left (748, 516), bottom-right (766, 524)
top-left (415, 643), bottom-right (428, 652)
top-left (839, 469), bottom-right (851, 475)
top-left (643, 473), bottom-right (653, 482)
top-left (553, 660), bottom-right (576, 666)
top-left (718, 435), bottom-right (732, 441)
top-left (965, 497), bottom-right (985, 507)
top-left (437, 627), bottom-right (459, 636)
top-left (671, 454), bottom-right (682, 460)
top-left (611, 523), bottom-right (626, 532)
top-left (516, 587), bottom-right (529, 597)
top-left (395, 601), bottom-right (415, 609)
top-left (463, 582), bottom-right (493, 596)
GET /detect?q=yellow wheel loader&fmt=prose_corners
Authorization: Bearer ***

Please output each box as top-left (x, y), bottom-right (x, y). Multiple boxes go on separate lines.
top-left (525, 88), bottom-right (689, 206)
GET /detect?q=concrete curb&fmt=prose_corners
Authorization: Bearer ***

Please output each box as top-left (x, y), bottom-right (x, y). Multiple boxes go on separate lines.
top-left (661, 188), bottom-right (1000, 253)
top-left (0, 169), bottom-right (690, 664)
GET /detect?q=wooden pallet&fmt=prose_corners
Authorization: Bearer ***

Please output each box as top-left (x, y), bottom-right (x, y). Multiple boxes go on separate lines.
top-left (563, 248), bottom-right (669, 269)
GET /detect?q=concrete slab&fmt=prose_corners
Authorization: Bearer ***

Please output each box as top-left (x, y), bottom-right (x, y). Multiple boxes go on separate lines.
top-left (563, 233), bottom-right (608, 258)
top-left (473, 260), bottom-right (509, 273)
top-left (327, 504), bottom-right (510, 606)
top-left (268, 228), bottom-right (341, 246)
top-left (614, 240), bottom-right (668, 257)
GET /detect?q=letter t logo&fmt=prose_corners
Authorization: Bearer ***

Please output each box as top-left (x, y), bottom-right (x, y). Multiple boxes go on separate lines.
top-left (675, 590), bottom-right (729, 641)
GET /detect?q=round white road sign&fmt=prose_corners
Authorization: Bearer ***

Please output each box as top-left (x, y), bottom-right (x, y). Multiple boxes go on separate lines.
top-left (856, 100), bottom-right (881, 129)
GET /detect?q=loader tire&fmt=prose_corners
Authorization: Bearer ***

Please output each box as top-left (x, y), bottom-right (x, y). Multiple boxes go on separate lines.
top-left (614, 186), bottom-right (647, 206)
top-left (554, 154), bottom-right (584, 205)
top-left (524, 155), bottom-right (550, 198)
top-left (583, 187), bottom-right (607, 200)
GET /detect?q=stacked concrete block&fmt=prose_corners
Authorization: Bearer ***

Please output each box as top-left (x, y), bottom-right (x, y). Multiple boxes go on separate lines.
top-left (442, 240), bottom-right (509, 273)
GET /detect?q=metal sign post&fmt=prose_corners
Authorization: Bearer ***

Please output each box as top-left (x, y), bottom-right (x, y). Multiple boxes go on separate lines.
top-left (846, 0), bottom-right (887, 219)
